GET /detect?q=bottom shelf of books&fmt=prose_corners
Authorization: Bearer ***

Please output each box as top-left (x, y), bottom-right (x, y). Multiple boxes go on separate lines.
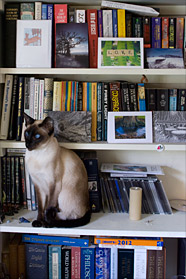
top-left (0, 209), bottom-right (185, 238)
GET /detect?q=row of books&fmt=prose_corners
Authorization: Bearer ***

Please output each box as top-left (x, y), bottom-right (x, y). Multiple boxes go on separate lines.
top-left (1, 74), bottom-right (186, 143)
top-left (3, 2), bottom-right (186, 69)
top-left (3, 233), bottom-right (166, 279)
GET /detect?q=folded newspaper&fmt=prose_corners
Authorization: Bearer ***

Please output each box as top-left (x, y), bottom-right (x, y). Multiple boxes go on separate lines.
top-left (101, 0), bottom-right (159, 16)
top-left (100, 163), bottom-right (164, 175)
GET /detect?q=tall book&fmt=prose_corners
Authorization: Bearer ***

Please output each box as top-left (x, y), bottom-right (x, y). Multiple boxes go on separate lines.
top-left (87, 9), bottom-right (98, 68)
top-left (71, 246), bottom-right (81, 279)
top-left (0, 75), bottom-right (13, 140)
top-left (91, 82), bottom-right (97, 141)
top-left (146, 88), bottom-right (157, 111)
top-left (112, 9), bottom-right (118, 37)
top-left (81, 246), bottom-right (95, 279)
top-left (18, 242), bottom-right (26, 279)
top-left (155, 248), bottom-right (166, 279)
top-left (109, 82), bottom-right (122, 111)
top-left (143, 17), bottom-right (151, 48)
top-left (169, 17), bottom-right (176, 48)
top-left (43, 78), bottom-right (54, 118)
top-left (162, 17), bottom-right (169, 48)
top-left (126, 12), bottom-right (132, 37)
top-left (133, 249), bottom-right (147, 279)
top-left (102, 82), bottom-right (109, 141)
top-left (95, 247), bottom-right (111, 278)
top-left (176, 17), bottom-right (184, 49)
top-left (0, 10), bottom-right (4, 67)
top-left (169, 89), bottom-right (177, 111)
top-left (97, 10), bottom-right (103, 37)
top-left (110, 247), bottom-right (118, 279)
top-left (120, 81), bottom-right (130, 111)
top-left (103, 10), bottom-right (113, 37)
top-left (147, 250), bottom-right (156, 279)
top-left (137, 83), bottom-right (146, 111)
top-left (128, 83), bottom-right (138, 111)
top-left (97, 82), bottom-right (103, 141)
top-left (177, 89), bottom-right (186, 111)
top-left (152, 17), bottom-right (161, 48)
top-left (4, 2), bottom-right (20, 67)
top-left (156, 89), bottom-right (169, 111)
top-left (117, 9), bottom-right (126, 37)
top-left (62, 247), bottom-right (71, 279)
top-left (8, 75), bottom-right (19, 140)
top-left (35, 2), bottom-right (42, 20)
top-left (53, 81), bottom-right (62, 111)
top-left (49, 245), bottom-right (62, 279)
top-left (118, 249), bottom-right (134, 279)
top-left (16, 77), bottom-right (25, 141)
top-left (25, 243), bottom-right (48, 279)
top-left (132, 16), bottom-right (143, 37)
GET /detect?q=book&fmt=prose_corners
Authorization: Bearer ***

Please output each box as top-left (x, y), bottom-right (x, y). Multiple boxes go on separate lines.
top-left (49, 245), bottom-right (62, 279)
top-left (16, 20), bottom-right (52, 68)
top-left (20, 3), bottom-right (34, 20)
top-left (120, 81), bottom-right (130, 111)
top-left (169, 88), bottom-right (177, 111)
top-left (177, 238), bottom-right (186, 275)
top-left (97, 10), bottom-right (103, 37)
top-left (9, 234), bottom-right (22, 279)
top-left (132, 16), bottom-right (143, 38)
top-left (18, 242), bottom-right (26, 279)
top-left (62, 246), bottom-right (71, 279)
top-left (169, 17), bottom-right (176, 48)
top-left (68, 7), bottom-right (76, 23)
top-left (76, 9), bottom-right (86, 23)
top-left (25, 243), bottom-right (48, 279)
top-left (19, 156), bottom-right (27, 209)
top-left (156, 89), bottom-right (169, 111)
top-left (56, 23), bottom-right (89, 68)
top-left (151, 17), bottom-right (161, 48)
top-left (101, 163), bottom-right (165, 175)
top-left (118, 249), bottom-right (134, 279)
top-left (43, 77), bottom-right (53, 118)
top-left (53, 81), bottom-right (62, 111)
top-left (102, 82), bottom-right (109, 141)
top-left (146, 88), bottom-right (156, 111)
top-left (176, 17), bottom-right (184, 49)
top-left (16, 76), bottom-right (25, 141)
top-left (35, 2), bottom-right (42, 20)
top-left (47, 4), bottom-right (54, 20)
top-left (102, 10), bottom-right (113, 37)
top-left (162, 17), bottom-right (169, 48)
top-left (0, 74), bottom-right (13, 140)
top-left (126, 12), bottom-right (132, 37)
top-left (117, 9), bottom-right (126, 37)
top-left (22, 234), bottom-right (89, 247)
top-left (101, 0), bottom-right (159, 16)
top-left (38, 79), bottom-right (44, 120)
top-left (33, 78), bottom-right (39, 120)
top-left (41, 4), bottom-right (48, 20)
top-left (143, 16), bottom-right (151, 48)
top-left (137, 83), bottom-right (146, 111)
top-left (87, 9), bottom-right (98, 68)
top-left (112, 9), bottom-right (118, 37)
top-left (8, 75), bottom-right (19, 140)
top-left (128, 83), bottom-right (138, 111)
top-left (133, 249), bottom-right (147, 279)
top-left (95, 247), bottom-right (111, 278)
top-left (97, 82), bottom-right (102, 141)
top-left (91, 82), bottom-right (97, 141)
top-left (155, 248), bottom-right (166, 279)
top-left (4, 2), bottom-right (20, 67)
top-left (110, 247), bottom-right (118, 279)
top-left (81, 246), bottom-right (95, 279)
top-left (177, 89), bottom-right (186, 111)
top-left (184, 15), bottom-right (186, 67)
top-left (147, 250), bottom-right (156, 279)
top-left (109, 82), bottom-right (122, 111)
top-left (71, 246), bottom-right (81, 279)
top-left (0, 10), bottom-right (4, 67)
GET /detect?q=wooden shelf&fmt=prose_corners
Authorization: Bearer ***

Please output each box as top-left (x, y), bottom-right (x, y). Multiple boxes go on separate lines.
top-left (0, 209), bottom-right (185, 238)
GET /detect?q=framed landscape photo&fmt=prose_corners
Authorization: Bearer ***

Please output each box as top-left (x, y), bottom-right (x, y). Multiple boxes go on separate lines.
top-left (107, 111), bottom-right (152, 143)
top-left (98, 37), bottom-right (144, 68)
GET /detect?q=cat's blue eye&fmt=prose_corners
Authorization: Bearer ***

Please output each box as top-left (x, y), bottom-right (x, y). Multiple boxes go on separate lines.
top-left (35, 134), bottom-right (41, 139)
top-left (25, 131), bottom-right (29, 138)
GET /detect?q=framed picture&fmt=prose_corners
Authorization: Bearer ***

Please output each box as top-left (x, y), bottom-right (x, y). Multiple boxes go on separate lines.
top-left (98, 37), bottom-right (144, 68)
top-left (107, 112), bottom-right (152, 143)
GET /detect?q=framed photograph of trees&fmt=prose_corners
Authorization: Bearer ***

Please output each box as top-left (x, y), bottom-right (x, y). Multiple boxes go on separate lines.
top-left (98, 37), bottom-right (144, 68)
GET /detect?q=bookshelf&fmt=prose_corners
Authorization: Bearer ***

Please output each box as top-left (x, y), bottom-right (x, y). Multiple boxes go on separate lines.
top-left (0, 0), bottom-right (186, 277)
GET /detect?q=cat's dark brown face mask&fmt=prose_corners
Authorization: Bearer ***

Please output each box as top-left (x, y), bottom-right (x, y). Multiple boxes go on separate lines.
top-left (24, 113), bottom-right (54, 151)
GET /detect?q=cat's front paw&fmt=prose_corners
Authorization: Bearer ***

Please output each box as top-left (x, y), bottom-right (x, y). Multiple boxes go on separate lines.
top-left (32, 220), bottom-right (43, 227)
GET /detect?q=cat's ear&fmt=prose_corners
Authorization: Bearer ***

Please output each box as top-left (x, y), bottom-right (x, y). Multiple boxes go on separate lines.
top-left (40, 117), bottom-right (54, 135)
top-left (24, 113), bottom-right (35, 127)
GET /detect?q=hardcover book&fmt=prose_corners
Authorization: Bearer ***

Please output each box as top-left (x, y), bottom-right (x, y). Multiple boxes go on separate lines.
top-left (109, 82), bottom-right (122, 111)
top-left (143, 17), bottom-right (151, 48)
top-left (118, 249), bottom-right (134, 279)
top-left (162, 17), bottom-right (169, 48)
top-left (146, 88), bottom-right (156, 111)
top-left (169, 17), bottom-right (176, 48)
top-left (153, 111), bottom-right (186, 143)
top-left (87, 9), bottom-right (98, 68)
top-left (62, 247), bottom-right (71, 279)
top-left (81, 246), bottom-right (95, 279)
top-left (20, 3), bottom-right (34, 20)
top-left (103, 10), bottom-right (113, 37)
top-left (117, 9), bottom-right (126, 37)
top-left (156, 88), bottom-right (169, 111)
top-left (169, 88), bottom-right (177, 111)
top-left (151, 17), bottom-right (161, 48)
top-left (177, 89), bottom-right (186, 111)
top-left (49, 245), bottom-right (62, 279)
top-left (176, 17), bottom-right (184, 49)
top-left (56, 23), bottom-right (89, 68)
top-left (97, 10), bottom-right (103, 37)
top-left (48, 111), bottom-right (92, 143)
top-left (16, 20), bottom-right (52, 68)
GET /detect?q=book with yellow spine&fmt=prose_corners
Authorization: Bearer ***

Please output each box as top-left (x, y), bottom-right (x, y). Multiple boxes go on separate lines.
top-left (117, 9), bottom-right (126, 37)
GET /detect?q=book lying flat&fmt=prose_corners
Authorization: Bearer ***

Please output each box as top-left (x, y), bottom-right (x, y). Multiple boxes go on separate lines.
top-left (101, 0), bottom-right (159, 16)
top-left (101, 163), bottom-right (164, 175)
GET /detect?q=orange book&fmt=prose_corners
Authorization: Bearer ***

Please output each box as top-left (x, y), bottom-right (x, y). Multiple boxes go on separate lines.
top-left (117, 9), bottom-right (126, 37)
top-left (67, 81), bottom-right (72, 111)
top-left (91, 82), bottom-right (97, 141)
top-left (82, 82), bottom-right (87, 111)
top-left (162, 17), bottom-right (169, 48)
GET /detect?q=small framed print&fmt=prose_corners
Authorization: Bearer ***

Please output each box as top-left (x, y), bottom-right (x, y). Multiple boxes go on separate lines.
top-left (107, 112), bottom-right (153, 143)
top-left (98, 37), bottom-right (144, 68)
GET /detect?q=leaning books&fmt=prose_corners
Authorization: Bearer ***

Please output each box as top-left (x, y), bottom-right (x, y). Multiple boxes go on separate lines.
top-left (16, 20), bottom-right (52, 68)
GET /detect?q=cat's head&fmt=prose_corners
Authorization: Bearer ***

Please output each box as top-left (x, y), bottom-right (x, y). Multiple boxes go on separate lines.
top-left (24, 113), bottom-right (54, 151)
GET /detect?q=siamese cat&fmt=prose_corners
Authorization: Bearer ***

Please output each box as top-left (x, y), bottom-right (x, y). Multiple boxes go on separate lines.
top-left (24, 113), bottom-right (91, 228)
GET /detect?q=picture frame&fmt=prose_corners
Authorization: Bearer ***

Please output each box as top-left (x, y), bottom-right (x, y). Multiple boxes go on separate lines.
top-left (98, 37), bottom-right (144, 68)
top-left (107, 111), bottom-right (152, 143)
top-left (16, 20), bottom-right (52, 68)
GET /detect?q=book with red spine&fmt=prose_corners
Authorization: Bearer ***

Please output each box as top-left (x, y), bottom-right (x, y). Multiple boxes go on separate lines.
top-left (54, 4), bottom-right (68, 67)
top-left (87, 9), bottom-right (98, 68)
top-left (143, 17), bottom-right (151, 48)
top-left (71, 246), bottom-right (81, 279)
top-left (162, 17), bottom-right (169, 48)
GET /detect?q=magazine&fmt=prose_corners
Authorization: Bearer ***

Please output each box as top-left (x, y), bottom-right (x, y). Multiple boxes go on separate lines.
top-left (100, 163), bottom-right (165, 175)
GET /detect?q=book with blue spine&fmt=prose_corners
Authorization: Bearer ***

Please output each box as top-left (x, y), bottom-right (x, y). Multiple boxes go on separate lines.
top-left (96, 247), bottom-right (111, 279)
top-left (137, 83), bottom-right (146, 111)
top-left (152, 17), bottom-right (161, 48)
top-left (81, 246), bottom-right (95, 279)
top-left (98, 10), bottom-right (103, 37)
top-left (42, 4), bottom-right (48, 19)
top-left (169, 89), bottom-right (177, 111)
top-left (47, 4), bottom-right (53, 20)
top-left (49, 245), bottom-right (62, 279)
top-left (22, 234), bottom-right (89, 247)
top-left (112, 9), bottom-right (118, 37)
top-left (25, 243), bottom-right (48, 279)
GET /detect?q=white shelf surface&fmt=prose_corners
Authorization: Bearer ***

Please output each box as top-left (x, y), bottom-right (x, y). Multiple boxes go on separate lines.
top-left (0, 209), bottom-right (185, 238)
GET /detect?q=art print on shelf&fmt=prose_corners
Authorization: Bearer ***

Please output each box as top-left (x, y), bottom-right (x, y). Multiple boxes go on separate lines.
top-left (56, 23), bottom-right (89, 68)
top-left (98, 37), bottom-right (144, 68)
top-left (145, 48), bottom-right (184, 69)
top-left (16, 20), bottom-right (52, 68)
top-left (107, 112), bottom-right (152, 143)
top-left (153, 111), bottom-right (186, 143)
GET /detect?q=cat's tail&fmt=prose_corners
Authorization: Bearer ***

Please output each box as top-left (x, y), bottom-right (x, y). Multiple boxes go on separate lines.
top-left (44, 207), bottom-right (91, 228)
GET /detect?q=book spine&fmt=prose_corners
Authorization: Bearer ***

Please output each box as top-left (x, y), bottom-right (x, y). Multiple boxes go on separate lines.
top-left (102, 82), bottom-right (109, 141)
top-left (53, 81), bottom-right (62, 111)
top-left (41, 4), bottom-right (48, 20)
top-left (137, 83), bottom-right (146, 111)
top-left (151, 17), bottom-right (161, 48)
top-left (162, 17), bottom-right (169, 48)
top-left (71, 246), bottom-right (81, 279)
top-left (14, 156), bottom-right (21, 208)
top-left (10, 156), bottom-right (15, 209)
top-left (43, 78), bottom-right (54, 118)
top-left (169, 89), bottom-right (177, 111)
top-left (156, 89), bottom-right (169, 111)
top-left (68, 7), bottom-right (76, 23)
top-left (76, 10), bottom-right (86, 23)
top-left (8, 75), bottom-right (18, 140)
top-left (169, 18), bottom-right (176, 48)
top-left (95, 247), bottom-right (110, 278)
top-left (77, 82), bottom-right (83, 111)
top-left (120, 82), bottom-right (130, 111)
top-left (103, 10), bottom-right (113, 37)
top-left (62, 247), bottom-right (71, 279)
top-left (97, 82), bottom-right (102, 141)
top-left (20, 3), bottom-right (34, 20)
top-left (112, 9), bottom-right (118, 37)
top-left (87, 9), bottom-right (98, 68)
top-left (155, 248), bottom-right (166, 279)
top-left (110, 247), bottom-right (118, 279)
top-left (81, 247), bottom-right (95, 279)
top-left (0, 75), bottom-right (13, 140)
top-left (34, 79), bottom-right (39, 120)
top-left (109, 82), bottom-right (122, 111)
top-left (177, 89), bottom-right (186, 111)
top-left (91, 82), bottom-right (97, 141)
top-left (35, 2), bottom-right (42, 20)
top-left (16, 77), bottom-right (24, 141)
top-left (38, 79), bottom-right (44, 120)
top-left (126, 13), bottom-right (132, 37)
top-left (97, 10), bottom-right (103, 37)
top-left (143, 17), bottom-right (151, 48)
top-left (184, 16), bottom-right (186, 68)
top-left (117, 9), bottom-right (126, 37)
top-left (118, 249), bottom-right (134, 279)
top-left (29, 77), bottom-right (35, 118)
top-left (129, 83), bottom-right (138, 111)
top-left (19, 156), bottom-right (27, 209)
top-left (132, 16), bottom-right (143, 37)
top-left (146, 88), bottom-right (157, 111)
top-left (147, 250), bottom-right (156, 279)
top-left (18, 242), bottom-right (26, 279)
top-left (47, 4), bottom-right (54, 20)
top-left (176, 17), bottom-right (184, 49)
top-left (6, 156), bottom-right (11, 208)
top-left (49, 246), bottom-right (62, 279)
top-left (133, 249), bottom-right (147, 279)
top-left (25, 166), bottom-right (32, 211)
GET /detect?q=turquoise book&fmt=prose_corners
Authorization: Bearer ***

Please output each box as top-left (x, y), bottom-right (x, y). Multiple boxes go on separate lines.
top-left (49, 245), bottom-right (62, 279)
